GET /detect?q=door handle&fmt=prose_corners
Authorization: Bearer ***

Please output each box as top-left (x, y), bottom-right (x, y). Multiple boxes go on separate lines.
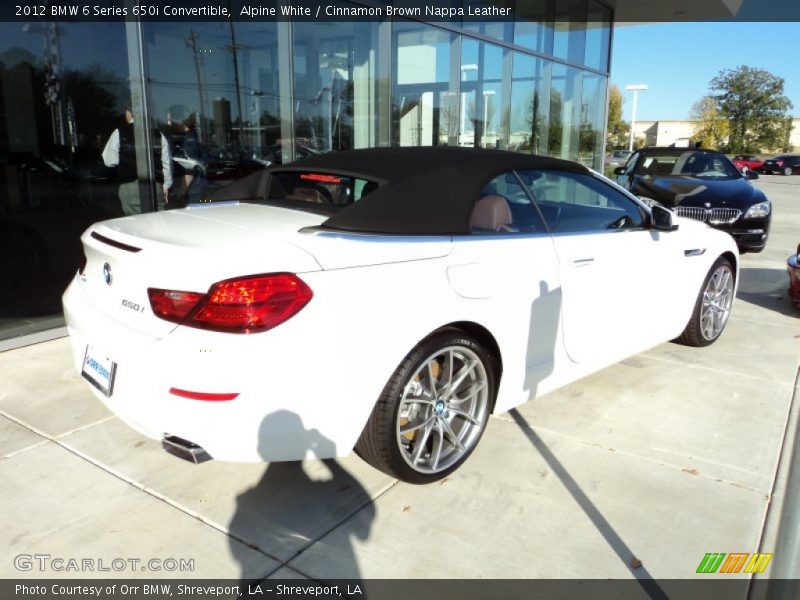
top-left (684, 248), bottom-right (706, 257)
top-left (571, 257), bottom-right (595, 266)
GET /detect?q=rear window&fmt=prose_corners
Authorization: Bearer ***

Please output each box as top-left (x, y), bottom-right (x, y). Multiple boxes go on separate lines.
top-left (267, 171), bottom-right (379, 210)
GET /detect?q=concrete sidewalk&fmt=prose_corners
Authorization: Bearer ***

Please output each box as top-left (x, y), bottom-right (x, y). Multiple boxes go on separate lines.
top-left (1, 177), bottom-right (798, 581)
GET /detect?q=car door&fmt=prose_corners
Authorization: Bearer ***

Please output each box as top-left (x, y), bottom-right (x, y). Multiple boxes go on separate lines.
top-left (519, 169), bottom-right (687, 368)
top-left (448, 171), bottom-right (564, 406)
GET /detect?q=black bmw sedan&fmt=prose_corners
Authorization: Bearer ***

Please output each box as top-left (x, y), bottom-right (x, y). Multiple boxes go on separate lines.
top-left (614, 148), bottom-right (771, 252)
top-left (762, 154), bottom-right (800, 176)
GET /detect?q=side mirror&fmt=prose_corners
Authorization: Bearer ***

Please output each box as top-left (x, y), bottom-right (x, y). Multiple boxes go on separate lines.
top-left (745, 170), bottom-right (759, 180)
top-left (652, 205), bottom-right (679, 232)
top-left (613, 167), bottom-right (627, 176)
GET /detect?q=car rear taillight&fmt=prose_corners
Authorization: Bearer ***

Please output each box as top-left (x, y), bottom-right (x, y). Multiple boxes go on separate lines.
top-left (776, 160), bottom-right (784, 166)
top-left (148, 273), bottom-right (313, 334)
top-left (148, 289), bottom-right (207, 323)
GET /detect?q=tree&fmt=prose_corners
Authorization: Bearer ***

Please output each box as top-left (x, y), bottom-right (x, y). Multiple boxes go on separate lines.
top-left (690, 95), bottom-right (729, 150)
top-left (606, 84), bottom-right (629, 149)
top-left (710, 66), bottom-right (793, 153)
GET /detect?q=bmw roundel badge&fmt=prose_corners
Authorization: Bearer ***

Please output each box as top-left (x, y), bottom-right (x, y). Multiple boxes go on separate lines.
top-left (102, 263), bottom-right (112, 285)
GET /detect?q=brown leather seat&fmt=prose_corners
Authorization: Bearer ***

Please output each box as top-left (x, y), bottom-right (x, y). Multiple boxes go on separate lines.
top-left (470, 194), bottom-right (513, 232)
top-left (285, 186), bottom-right (331, 204)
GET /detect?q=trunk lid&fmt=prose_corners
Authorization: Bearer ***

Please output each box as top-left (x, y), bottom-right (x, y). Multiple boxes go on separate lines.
top-left (78, 203), bottom-right (324, 337)
top-left (76, 202), bottom-right (452, 337)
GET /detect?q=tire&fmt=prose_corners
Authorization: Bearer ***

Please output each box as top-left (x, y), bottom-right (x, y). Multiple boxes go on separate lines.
top-left (784, 167), bottom-right (793, 176)
top-left (355, 329), bottom-right (496, 484)
top-left (675, 257), bottom-right (735, 347)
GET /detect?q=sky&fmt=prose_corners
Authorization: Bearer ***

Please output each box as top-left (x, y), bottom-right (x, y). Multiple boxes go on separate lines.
top-left (610, 21), bottom-right (800, 122)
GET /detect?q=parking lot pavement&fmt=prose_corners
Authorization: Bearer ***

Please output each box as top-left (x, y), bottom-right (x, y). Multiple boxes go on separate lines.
top-left (0, 175), bottom-right (798, 581)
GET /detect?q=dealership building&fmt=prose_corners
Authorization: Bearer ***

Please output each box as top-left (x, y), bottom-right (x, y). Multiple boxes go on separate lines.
top-left (0, 0), bottom-right (741, 348)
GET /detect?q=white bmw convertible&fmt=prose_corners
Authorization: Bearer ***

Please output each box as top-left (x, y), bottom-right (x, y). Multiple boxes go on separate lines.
top-left (63, 148), bottom-right (738, 483)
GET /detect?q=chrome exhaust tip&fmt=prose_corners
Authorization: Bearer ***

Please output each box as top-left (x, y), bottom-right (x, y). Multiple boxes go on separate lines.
top-left (162, 435), bottom-right (212, 464)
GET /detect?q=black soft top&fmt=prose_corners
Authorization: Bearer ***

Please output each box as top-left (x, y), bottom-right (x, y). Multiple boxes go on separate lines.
top-left (210, 147), bottom-right (589, 235)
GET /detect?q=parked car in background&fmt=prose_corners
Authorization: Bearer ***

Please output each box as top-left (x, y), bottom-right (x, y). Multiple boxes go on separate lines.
top-left (731, 155), bottom-right (764, 174)
top-left (614, 147), bottom-right (771, 252)
top-left (64, 147), bottom-right (739, 483)
top-left (762, 155), bottom-right (800, 176)
top-left (605, 150), bottom-right (632, 168)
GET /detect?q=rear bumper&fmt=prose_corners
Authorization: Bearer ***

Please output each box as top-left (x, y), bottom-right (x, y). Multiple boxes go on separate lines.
top-left (62, 275), bottom-right (372, 463)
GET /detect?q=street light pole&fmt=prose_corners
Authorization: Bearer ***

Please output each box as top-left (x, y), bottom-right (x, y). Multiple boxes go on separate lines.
top-left (625, 84), bottom-right (648, 152)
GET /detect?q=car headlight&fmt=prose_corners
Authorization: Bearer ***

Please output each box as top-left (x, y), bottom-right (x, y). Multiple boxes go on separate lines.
top-left (744, 201), bottom-right (771, 219)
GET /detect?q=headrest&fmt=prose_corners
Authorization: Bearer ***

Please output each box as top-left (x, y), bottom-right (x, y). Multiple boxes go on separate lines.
top-left (286, 186), bottom-right (330, 204)
top-left (470, 194), bottom-right (512, 232)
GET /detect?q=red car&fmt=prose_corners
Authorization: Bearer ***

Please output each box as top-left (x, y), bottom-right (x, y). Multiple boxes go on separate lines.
top-left (789, 245), bottom-right (800, 309)
top-left (731, 155), bottom-right (764, 174)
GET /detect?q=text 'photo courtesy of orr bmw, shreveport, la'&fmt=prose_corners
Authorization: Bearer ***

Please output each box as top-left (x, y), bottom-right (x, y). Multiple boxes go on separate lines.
top-left (64, 147), bottom-right (739, 484)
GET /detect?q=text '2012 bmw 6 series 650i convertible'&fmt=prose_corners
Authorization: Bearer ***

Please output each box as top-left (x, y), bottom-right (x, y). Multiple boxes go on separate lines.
top-left (63, 147), bottom-right (738, 483)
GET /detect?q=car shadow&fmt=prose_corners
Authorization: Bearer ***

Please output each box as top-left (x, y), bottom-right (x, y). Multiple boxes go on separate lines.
top-left (509, 409), bottom-right (669, 598)
top-left (736, 266), bottom-right (796, 318)
top-left (228, 410), bottom-right (375, 583)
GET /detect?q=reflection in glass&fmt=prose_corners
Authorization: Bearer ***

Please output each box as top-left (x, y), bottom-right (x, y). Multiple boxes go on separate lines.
top-left (553, 0), bottom-right (586, 65)
top-left (509, 53), bottom-right (548, 154)
top-left (547, 64), bottom-right (581, 161)
top-left (144, 21), bottom-right (277, 203)
top-left (585, 0), bottom-right (612, 72)
top-left (293, 18), bottom-right (381, 156)
top-left (392, 21), bottom-right (456, 147)
top-left (460, 39), bottom-right (505, 149)
top-left (461, 0), bottom-right (513, 43)
top-left (579, 73), bottom-right (605, 168)
top-left (514, 0), bottom-right (553, 54)
top-left (0, 22), bottom-right (130, 341)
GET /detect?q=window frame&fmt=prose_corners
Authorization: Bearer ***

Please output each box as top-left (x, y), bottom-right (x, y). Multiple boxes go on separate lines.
top-left (515, 168), bottom-right (650, 235)
top-left (467, 169), bottom-right (550, 237)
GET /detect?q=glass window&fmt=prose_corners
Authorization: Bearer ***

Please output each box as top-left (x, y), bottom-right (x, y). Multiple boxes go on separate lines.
top-left (509, 53), bottom-right (548, 155)
top-left (633, 151), bottom-right (741, 179)
top-left (514, 0), bottom-right (553, 55)
top-left (460, 39), bottom-right (506, 149)
top-left (585, 0), bottom-right (611, 72)
top-left (547, 64), bottom-right (582, 162)
top-left (579, 73), bottom-right (605, 169)
top-left (520, 169), bottom-right (646, 233)
top-left (392, 21), bottom-right (457, 147)
top-left (144, 21), bottom-right (279, 205)
top-left (461, 0), bottom-right (514, 42)
top-left (293, 16), bottom-right (382, 157)
top-left (470, 171), bottom-right (546, 234)
top-left (0, 22), bottom-right (132, 343)
top-left (553, 0), bottom-right (586, 65)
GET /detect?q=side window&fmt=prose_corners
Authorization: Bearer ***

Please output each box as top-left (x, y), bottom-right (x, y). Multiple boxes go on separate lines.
top-left (518, 169), bottom-right (646, 234)
top-left (469, 171), bottom-right (547, 235)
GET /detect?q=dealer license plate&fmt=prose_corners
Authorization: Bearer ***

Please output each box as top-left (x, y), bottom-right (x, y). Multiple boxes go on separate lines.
top-left (81, 345), bottom-right (117, 397)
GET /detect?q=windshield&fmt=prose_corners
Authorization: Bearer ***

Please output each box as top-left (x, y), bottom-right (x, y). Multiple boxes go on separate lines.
top-left (634, 152), bottom-right (740, 179)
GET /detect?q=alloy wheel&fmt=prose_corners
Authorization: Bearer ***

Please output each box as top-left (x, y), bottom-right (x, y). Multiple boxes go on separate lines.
top-left (396, 345), bottom-right (489, 474)
top-left (700, 264), bottom-right (734, 341)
